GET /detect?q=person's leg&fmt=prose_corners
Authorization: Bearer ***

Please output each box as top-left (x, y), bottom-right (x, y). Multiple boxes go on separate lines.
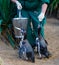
top-left (27, 19), bottom-right (36, 46)
top-left (40, 26), bottom-right (45, 38)
top-left (29, 11), bottom-right (45, 38)
top-left (21, 10), bottom-right (36, 46)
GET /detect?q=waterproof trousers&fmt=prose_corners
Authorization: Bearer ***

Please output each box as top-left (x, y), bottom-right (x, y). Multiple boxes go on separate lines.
top-left (21, 10), bottom-right (46, 46)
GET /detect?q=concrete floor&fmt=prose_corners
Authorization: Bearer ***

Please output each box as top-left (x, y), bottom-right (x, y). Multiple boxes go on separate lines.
top-left (0, 18), bottom-right (59, 65)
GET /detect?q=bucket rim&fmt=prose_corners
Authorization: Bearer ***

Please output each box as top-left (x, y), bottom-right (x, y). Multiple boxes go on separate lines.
top-left (13, 17), bottom-right (28, 20)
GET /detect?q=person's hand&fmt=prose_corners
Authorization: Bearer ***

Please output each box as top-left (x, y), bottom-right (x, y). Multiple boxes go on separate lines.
top-left (15, 1), bottom-right (22, 10)
top-left (38, 12), bottom-right (45, 22)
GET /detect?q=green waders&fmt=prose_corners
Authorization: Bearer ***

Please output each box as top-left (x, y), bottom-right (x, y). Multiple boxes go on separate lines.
top-left (21, 10), bottom-right (46, 46)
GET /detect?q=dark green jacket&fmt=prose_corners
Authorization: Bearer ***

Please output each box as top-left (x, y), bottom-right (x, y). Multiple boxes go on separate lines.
top-left (18, 0), bottom-right (50, 10)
